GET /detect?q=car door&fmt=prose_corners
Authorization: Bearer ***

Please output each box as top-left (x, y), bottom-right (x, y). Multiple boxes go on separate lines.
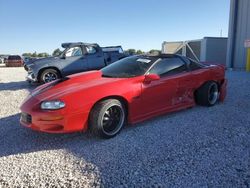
top-left (61, 46), bottom-right (88, 76)
top-left (176, 58), bottom-right (207, 105)
top-left (171, 71), bottom-right (195, 106)
top-left (84, 46), bottom-right (105, 70)
top-left (140, 57), bottom-right (190, 116)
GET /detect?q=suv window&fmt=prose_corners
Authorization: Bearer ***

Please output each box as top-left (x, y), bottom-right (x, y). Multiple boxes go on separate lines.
top-left (148, 57), bottom-right (187, 77)
top-left (86, 46), bottom-right (97, 54)
top-left (65, 47), bottom-right (82, 57)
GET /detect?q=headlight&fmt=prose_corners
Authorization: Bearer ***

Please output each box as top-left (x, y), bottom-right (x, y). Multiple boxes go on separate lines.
top-left (41, 100), bottom-right (65, 110)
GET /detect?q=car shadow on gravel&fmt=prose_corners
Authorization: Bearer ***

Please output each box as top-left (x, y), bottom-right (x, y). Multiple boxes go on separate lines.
top-left (0, 81), bottom-right (36, 92)
top-left (0, 113), bottom-right (102, 158)
top-left (0, 111), bottom-right (177, 158)
top-left (0, 106), bottom-right (223, 158)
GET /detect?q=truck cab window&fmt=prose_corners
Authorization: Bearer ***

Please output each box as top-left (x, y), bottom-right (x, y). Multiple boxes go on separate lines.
top-left (86, 46), bottom-right (97, 54)
top-left (118, 47), bottom-right (123, 53)
top-left (65, 47), bottom-right (82, 57)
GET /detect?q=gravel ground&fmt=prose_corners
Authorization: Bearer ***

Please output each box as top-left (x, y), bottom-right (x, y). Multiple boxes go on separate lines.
top-left (0, 67), bottom-right (249, 187)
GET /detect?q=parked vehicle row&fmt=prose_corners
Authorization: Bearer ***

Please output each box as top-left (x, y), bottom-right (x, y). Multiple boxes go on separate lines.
top-left (20, 54), bottom-right (227, 138)
top-left (0, 57), bottom-right (5, 64)
top-left (4, 55), bottom-right (23, 67)
top-left (1, 55), bottom-right (30, 67)
top-left (25, 42), bottom-right (127, 83)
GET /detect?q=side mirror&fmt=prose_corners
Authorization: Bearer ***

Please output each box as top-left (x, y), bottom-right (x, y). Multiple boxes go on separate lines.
top-left (144, 74), bottom-right (160, 83)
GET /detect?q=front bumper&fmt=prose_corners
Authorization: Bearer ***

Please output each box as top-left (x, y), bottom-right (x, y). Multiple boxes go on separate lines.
top-left (26, 72), bottom-right (37, 82)
top-left (20, 110), bottom-right (90, 133)
top-left (20, 96), bottom-right (90, 133)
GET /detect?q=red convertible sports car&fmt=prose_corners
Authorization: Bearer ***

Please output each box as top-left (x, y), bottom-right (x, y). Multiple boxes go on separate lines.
top-left (20, 54), bottom-right (227, 138)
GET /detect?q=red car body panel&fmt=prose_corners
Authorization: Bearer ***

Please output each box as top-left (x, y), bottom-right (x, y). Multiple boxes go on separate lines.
top-left (20, 64), bottom-right (227, 133)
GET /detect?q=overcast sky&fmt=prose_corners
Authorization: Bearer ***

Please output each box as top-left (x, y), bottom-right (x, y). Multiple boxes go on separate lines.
top-left (0, 0), bottom-right (230, 55)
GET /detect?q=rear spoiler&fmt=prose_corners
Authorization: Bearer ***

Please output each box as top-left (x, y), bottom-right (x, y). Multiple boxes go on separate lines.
top-left (200, 61), bottom-right (227, 70)
top-left (201, 61), bottom-right (226, 69)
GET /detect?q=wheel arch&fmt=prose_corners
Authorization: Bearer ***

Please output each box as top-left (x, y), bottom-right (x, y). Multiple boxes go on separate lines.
top-left (91, 95), bottom-right (129, 113)
top-left (38, 66), bottom-right (62, 81)
top-left (218, 78), bottom-right (226, 91)
top-left (194, 80), bottom-right (220, 106)
top-left (87, 95), bottom-right (129, 128)
top-left (195, 80), bottom-right (220, 93)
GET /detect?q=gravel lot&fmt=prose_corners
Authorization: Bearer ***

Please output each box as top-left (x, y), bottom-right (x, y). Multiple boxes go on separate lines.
top-left (0, 67), bottom-right (249, 187)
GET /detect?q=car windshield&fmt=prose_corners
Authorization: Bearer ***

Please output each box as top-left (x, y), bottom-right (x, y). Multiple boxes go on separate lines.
top-left (101, 56), bottom-right (158, 78)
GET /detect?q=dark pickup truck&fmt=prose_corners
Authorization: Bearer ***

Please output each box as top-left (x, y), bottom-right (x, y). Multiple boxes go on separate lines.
top-left (26, 42), bottom-right (127, 83)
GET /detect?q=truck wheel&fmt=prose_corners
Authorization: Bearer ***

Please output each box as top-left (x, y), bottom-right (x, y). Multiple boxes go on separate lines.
top-left (39, 69), bottom-right (60, 83)
top-left (195, 81), bottom-right (219, 106)
top-left (89, 99), bottom-right (126, 138)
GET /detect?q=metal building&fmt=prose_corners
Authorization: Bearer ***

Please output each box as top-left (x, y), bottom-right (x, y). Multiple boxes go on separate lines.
top-left (227, 0), bottom-right (250, 69)
top-left (162, 37), bottom-right (228, 65)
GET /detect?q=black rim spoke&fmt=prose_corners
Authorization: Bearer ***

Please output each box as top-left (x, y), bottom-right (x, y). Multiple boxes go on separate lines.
top-left (44, 72), bottom-right (57, 82)
top-left (209, 84), bottom-right (218, 104)
top-left (102, 105), bottom-right (123, 135)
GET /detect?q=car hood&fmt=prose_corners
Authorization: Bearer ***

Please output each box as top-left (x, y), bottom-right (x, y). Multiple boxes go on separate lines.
top-left (32, 56), bottom-right (61, 66)
top-left (31, 71), bottom-right (131, 101)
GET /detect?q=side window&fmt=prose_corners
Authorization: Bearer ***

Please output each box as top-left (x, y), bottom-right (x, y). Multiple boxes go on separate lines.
top-left (65, 47), bottom-right (82, 57)
top-left (149, 57), bottom-right (187, 77)
top-left (118, 47), bottom-right (123, 53)
top-left (189, 59), bottom-right (202, 71)
top-left (86, 46), bottom-right (97, 54)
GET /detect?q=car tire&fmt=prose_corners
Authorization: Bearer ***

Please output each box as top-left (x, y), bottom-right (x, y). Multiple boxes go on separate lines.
top-left (89, 99), bottom-right (126, 138)
top-left (39, 69), bottom-right (60, 83)
top-left (195, 81), bottom-right (219, 107)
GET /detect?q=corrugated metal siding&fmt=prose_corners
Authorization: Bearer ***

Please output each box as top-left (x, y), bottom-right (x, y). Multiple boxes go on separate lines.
top-left (202, 38), bottom-right (228, 64)
top-left (229, 0), bottom-right (250, 68)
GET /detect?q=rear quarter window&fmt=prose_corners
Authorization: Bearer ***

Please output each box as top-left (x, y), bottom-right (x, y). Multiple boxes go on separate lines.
top-left (86, 46), bottom-right (97, 54)
top-left (189, 59), bottom-right (203, 70)
top-left (148, 57), bottom-right (187, 77)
